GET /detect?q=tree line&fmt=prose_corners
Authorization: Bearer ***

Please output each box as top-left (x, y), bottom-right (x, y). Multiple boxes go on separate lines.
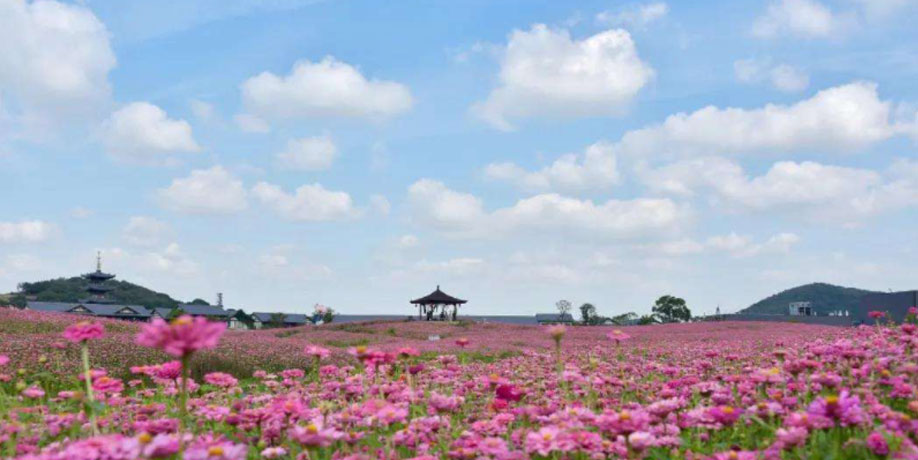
top-left (555, 295), bottom-right (692, 325)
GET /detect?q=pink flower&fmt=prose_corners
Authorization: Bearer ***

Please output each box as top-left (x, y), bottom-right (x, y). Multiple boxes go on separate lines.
top-left (455, 337), bottom-right (470, 348)
top-left (0, 354), bottom-right (8, 366)
top-left (260, 447), bottom-right (287, 458)
top-left (806, 391), bottom-right (866, 427)
top-left (184, 439), bottom-right (248, 460)
top-left (153, 361), bottom-right (182, 380)
top-left (866, 431), bottom-right (889, 456)
top-left (62, 321), bottom-right (105, 343)
top-left (397, 347), bottom-right (420, 358)
top-left (92, 376), bottom-right (124, 394)
top-left (140, 433), bottom-right (179, 458)
top-left (305, 345), bottom-right (330, 360)
top-left (203, 372), bottom-right (238, 388)
top-left (495, 384), bottom-right (523, 402)
top-left (869, 311), bottom-right (886, 319)
top-left (775, 427), bottom-right (808, 448)
top-left (607, 329), bottom-right (631, 344)
top-left (290, 418), bottom-right (342, 447)
top-left (525, 426), bottom-right (561, 456)
top-left (546, 325), bottom-right (566, 342)
top-left (22, 385), bottom-right (45, 399)
top-left (135, 315), bottom-right (225, 357)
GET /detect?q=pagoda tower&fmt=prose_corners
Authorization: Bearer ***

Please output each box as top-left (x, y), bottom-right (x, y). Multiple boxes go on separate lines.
top-left (82, 251), bottom-right (116, 304)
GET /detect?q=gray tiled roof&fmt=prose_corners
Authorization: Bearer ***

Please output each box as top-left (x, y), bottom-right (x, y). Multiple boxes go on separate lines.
top-left (27, 301), bottom-right (150, 318)
top-left (252, 312), bottom-right (310, 324)
top-left (27, 301), bottom-right (78, 312)
top-left (177, 304), bottom-right (232, 317)
top-left (535, 313), bottom-right (574, 322)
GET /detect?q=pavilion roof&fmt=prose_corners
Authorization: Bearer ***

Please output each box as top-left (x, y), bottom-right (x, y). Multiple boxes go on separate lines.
top-left (411, 286), bottom-right (467, 305)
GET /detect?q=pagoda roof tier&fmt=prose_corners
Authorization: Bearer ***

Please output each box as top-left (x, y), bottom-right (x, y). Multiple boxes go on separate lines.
top-left (410, 286), bottom-right (467, 305)
top-left (83, 271), bottom-right (116, 281)
top-left (86, 283), bottom-right (115, 292)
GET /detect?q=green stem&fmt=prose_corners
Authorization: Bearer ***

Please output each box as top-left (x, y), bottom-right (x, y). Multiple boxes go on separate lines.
top-left (180, 355), bottom-right (189, 421)
top-left (81, 343), bottom-right (99, 435)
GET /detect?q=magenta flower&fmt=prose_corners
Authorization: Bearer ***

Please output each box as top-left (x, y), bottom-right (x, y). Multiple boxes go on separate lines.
top-left (0, 354), bottom-right (8, 366)
top-left (606, 329), bottom-right (632, 344)
top-left (62, 321), bottom-right (105, 343)
top-left (866, 431), bottom-right (889, 456)
top-left (868, 310), bottom-right (886, 319)
top-left (204, 372), bottom-right (238, 388)
top-left (455, 337), bottom-right (470, 348)
top-left (153, 360), bottom-right (182, 380)
top-left (135, 315), bottom-right (226, 357)
top-left (305, 345), bottom-right (331, 360)
top-left (495, 384), bottom-right (524, 402)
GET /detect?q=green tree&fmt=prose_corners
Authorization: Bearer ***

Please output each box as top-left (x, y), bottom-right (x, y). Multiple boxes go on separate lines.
top-left (637, 314), bottom-right (659, 325)
top-left (189, 298), bottom-right (210, 305)
top-left (579, 303), bottom-right (597, 324)
top-left (269, 312), bottom-right (288, 328)
top-left (610, 312), bottom-right (639, 325)
top-left (555, 299), bottom-right (572, 318)
top-left (652, 295), bottom-right (691, 323)
top-left (322, 307), bottom-right (335, 324)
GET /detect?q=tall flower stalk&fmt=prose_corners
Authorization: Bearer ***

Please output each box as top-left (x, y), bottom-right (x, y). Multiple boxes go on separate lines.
top-left (62, 321), bottom-right (105, 435)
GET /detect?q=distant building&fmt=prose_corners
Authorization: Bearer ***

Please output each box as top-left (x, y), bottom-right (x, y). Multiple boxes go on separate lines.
top-left (856, 291), bottom-right (918, 324)
top-left (788, 301), bottom-right (813, 316)
top-left (251, 312), bottom-right (311, 329)
top-left (24, 254), bottom-right (256, 328)
top-left (535, 313), bottom-right (574, 325)
top-left (26, 253), bottom-right (150, 322)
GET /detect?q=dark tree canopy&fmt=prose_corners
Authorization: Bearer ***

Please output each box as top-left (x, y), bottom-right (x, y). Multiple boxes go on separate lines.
top-left (189, 298), bottom-right (211, 305)
top-left (16, 277), bottom-right (181, 310)
top-left (579, 303), bottom-right (597, 324)
top-left (652, 295), bottom-right (691, 323)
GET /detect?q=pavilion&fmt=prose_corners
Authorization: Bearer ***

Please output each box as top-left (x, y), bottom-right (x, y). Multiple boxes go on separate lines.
top-left (411, 285), bottom-right (467, 321)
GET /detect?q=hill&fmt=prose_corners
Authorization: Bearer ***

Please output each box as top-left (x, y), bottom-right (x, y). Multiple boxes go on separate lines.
top-left (10, 276), bottom-right (184, 310)
top-left (742, 282), bottom-right (880, 315)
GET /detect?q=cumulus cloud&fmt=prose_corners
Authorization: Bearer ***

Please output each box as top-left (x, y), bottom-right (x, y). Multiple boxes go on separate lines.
top-left (734, 58), bottom-right (809, 92)
top-left (189, 99), bottom-right (215, 122)
top-left (157, 166), bottom-right (248, 214)
top-left (641, 157), bottom-right (918, 222)
top-left (596, 2), bottom-right (669, 29)
top-left (139, 243), bottom-right (198, 276)
top-left (275, 135), bottom-right (337, 171)
top-left (751, 0), bottom-right (854, 38)
top-left (472, 25), bottom-right (653, 130)
top-left (0, 220), bottom-right (52, 243)
top-left (408, 179), bottom-right (686, 239)
top-left (240, 57), bottom-right (413, 122)
top-left (251, 182), bottom-right (359, 222)
top-left (706, 232), bottom-right (800, 258)
top-left (619, 82), bottom-right (901, 159)
top-left (0, 0), bottom-right (115, 123)
top-left (369, 194), bottom-right (391, 216)
top-left (233, 113), bottom-right (270, 133)
top-left (398, 234), bottom-right (420, 249)
top-left (101, 102), bottom-right (201, 164)
top-left (123, 216), bottom-right (171, 247)
top-left (484, 142), bottom-right (619, 192)
top-left (256, 247), bottom-right (332, 281)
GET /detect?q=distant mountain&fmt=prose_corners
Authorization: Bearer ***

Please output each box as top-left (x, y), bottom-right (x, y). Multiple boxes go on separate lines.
top-left (11, 276), bottom-right (183, 310)
top-left (742, 282), bottom-right (881, 315)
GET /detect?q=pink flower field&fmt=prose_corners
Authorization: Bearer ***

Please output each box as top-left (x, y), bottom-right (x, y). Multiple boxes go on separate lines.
top-left (1, 308), bottom-right (918, 459)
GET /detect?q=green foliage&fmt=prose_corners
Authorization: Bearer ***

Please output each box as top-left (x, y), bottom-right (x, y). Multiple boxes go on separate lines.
top-left (268, 312), bottom-right (288, 328)
top-left (579, 303), bottom-right (597, 324)
top-left (637, 314), bottom-right (660, 325)
top-left (743, 282), bottom-right (878, 315)
top-left (16, 277), bottom-right (181, 310)
top-left (188, 298), bottom-right (210, 305)
top-left (610, 312), bottom-right (639, 325)
top-left (652, 295), bottom-right (691, 323)
top-left (322, 307), bottom-right (335, 324)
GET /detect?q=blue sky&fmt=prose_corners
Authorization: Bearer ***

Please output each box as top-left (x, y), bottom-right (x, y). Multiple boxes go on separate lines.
top-left (1, 0), bottom-right (916, 316)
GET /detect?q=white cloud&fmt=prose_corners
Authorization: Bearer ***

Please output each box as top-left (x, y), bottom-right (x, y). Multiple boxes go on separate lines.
top-left (256, 247), bottom-right (332, 281)
top-left (369, 194), bottom-right (391, 216)
top-left (139, 243), bottom-right (198, 276)
top-left (0, 220), bottom-right (53, 243)
top-left (398, 234), bottom-right (420, 249)
top-left (69, 207), bottom-right (93, 219)
top-left (241, 57), bottom-right (413, 122)
top-left (415, 258), bottom-right (486, 276)
top-left (123, 216), bottom-right (171, 247)
top-left (5, 253), bottom-right (41, 271)
top-left (751, 0), bottom-right (853, 38)
top-left (157, 166), bottom-right (248, 214)
top-left (734, 58), bottom-right (809, 92)
top-left (596, 2), bottom-right (669, 29)
top-left (101, 102), bottom-right (201, 164)
top-left (0, 0), bottom-right (115, 123)
top-left (473, 24), bottom-right (653, 130)
top-left (408, 179), bottom-right (686, 239)
top-left (189, 99), bottom-right (215, 122)
top-left (233, 113), bottom-right (270, 133)
top-left (251, 182), bottom-right (359, 221)
top-left (642, 157), bottom-right (918, 222)
top-left (485, 142), bottom-right (619, 192)
top-left (707, 232), bottom-right (800, 258)
top-left (275, 135), bottom-right (337, 171)
top-left (653, 238), bottom-right (705, 256)
top-left (619, 82), bottom-right (900, 158)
